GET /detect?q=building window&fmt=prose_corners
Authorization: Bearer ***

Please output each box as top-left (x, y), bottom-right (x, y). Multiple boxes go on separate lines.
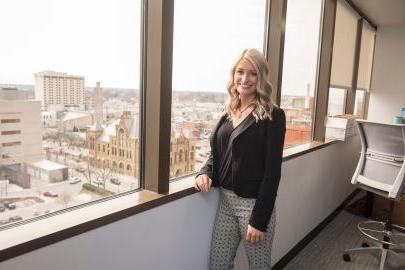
top-left (2, 141), bottom-right (21, 147)
top-left (1, 119), bottom-right (20, 123)
top-left (1, 130), bottom-right (21, 135)
top-left (280, 0), bottom-right (323, 148)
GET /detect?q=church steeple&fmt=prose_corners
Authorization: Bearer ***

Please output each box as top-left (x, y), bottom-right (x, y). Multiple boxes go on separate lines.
top-left (93, 82), bottom-right (103, 130)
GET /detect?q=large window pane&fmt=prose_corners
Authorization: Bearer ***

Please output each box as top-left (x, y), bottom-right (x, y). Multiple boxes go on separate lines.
top-left (170, 0), bottom-right (266, 180)
top-left (0, 0), bottom-right (141, 227)
top-left (280, 0), bottom-right (323, 148)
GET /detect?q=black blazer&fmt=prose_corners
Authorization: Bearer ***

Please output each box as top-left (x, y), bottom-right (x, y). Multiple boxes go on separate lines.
top-left (198, 107), bottom-right (286, 231)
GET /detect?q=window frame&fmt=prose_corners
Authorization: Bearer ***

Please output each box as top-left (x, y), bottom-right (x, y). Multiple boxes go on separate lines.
top-left (0, 0), bottom-right (378, 262)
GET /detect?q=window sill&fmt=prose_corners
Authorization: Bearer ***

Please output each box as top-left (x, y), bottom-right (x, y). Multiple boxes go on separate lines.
top-left (282, 139), bottom-right (339, 161)
top-left (0, 139), bottom-right (340, 262)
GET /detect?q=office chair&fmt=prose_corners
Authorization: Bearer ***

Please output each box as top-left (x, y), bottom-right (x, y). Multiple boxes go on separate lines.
top-left (343, 120), bottom-right (405, 270)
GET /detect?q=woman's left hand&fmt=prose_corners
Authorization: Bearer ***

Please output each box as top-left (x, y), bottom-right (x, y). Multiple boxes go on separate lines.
top-left (246, 225), bottom-right (265, 244)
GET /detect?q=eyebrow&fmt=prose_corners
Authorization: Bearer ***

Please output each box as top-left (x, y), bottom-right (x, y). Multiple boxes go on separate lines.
top-left (235, 68), bottom-right (257, 73)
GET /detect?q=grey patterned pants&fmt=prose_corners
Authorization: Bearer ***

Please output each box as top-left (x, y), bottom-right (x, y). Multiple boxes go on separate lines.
top-left (210, 188), bottom-right (276, 270)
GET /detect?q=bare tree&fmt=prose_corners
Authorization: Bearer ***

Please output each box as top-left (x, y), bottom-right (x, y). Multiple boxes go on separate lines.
top-left (45, 148), bottom-right (52, 160)
top-left (59, 191), bottom-right (73, 208)
top-left (94, 166), bottom-right (114, 189)
top-left (78, 158), bottom-right (93, 184)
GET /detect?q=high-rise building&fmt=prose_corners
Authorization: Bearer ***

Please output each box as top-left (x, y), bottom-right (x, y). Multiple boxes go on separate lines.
top-left (34, 71), bottom-right (85, 110)
top-left (0, 91), bottom-right (42, 166)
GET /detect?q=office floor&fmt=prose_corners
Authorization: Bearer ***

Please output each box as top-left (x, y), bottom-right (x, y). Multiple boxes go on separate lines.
top-left (283, 209), bottom-right (405, 270)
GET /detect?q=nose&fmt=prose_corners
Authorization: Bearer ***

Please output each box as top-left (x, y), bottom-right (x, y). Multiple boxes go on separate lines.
top-left (241, 73), bottom-right (249, 83)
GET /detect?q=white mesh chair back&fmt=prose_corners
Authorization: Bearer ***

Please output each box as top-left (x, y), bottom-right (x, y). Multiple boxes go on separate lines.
top-left (352, 120), bottom-right (405, 199)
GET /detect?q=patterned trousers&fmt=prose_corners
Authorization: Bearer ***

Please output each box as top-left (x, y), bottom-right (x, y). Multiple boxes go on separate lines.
top-left (210, 188), bottom-right (276, 270)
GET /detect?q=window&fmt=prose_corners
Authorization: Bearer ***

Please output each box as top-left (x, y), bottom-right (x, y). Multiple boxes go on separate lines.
top-left (1, 130), bottom-right (21, 135)
top-left (170, 0), bottom-right (267, 180)
top-left (354, 89), bottom-right (366, 118)
top-left (280, 0), bottom-right (323, 148)
top-left (1, 119), bottom-right (20, 123)
top-left (0, 0), bottom-right (141, 227)
top-left (2, 141), bottom-right (22, 147)
top-left (328, 88), bottom-right (347, 116)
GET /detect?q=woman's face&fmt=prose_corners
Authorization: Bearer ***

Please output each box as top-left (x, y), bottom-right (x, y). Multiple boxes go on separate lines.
top-left (234, 59), bottom-right (258, 98)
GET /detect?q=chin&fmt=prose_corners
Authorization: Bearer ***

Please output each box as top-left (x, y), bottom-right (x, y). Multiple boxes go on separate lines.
top-left (238, 89), bottom-right (255, 97)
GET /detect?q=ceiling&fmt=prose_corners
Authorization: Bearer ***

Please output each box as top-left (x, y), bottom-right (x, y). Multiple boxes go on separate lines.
top-left (350, 0), bottom-right (405, 27)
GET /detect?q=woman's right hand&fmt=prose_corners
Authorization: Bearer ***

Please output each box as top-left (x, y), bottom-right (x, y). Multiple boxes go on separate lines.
top-left (194, 174), bottom-right (212, 192)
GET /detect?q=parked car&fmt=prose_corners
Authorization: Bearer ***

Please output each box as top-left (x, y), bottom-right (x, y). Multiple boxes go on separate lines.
top-left (0, 219), bottom-right (10, 225)
top-left (0, 204), bottom-right (5, 212)
top-left (69, 176), bottom-right (81, 184)
top-left (9, 216), bottom-right (23, 222)
top-left (76, 167), bottom-right (85, 173)
top-left (110, 178), bottom-right (121, 185)
top-left (43, 191), bottom-right (58, 197)
top-left (4, 201), bottom-right (16, 210)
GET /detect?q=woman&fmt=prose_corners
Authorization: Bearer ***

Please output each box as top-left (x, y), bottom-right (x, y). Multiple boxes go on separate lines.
top-left (194, 48), bottom-right (286, 269)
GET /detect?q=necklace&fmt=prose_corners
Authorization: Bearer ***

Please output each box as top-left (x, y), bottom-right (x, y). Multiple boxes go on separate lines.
top-left (237, 103), bottom-right (255, 119)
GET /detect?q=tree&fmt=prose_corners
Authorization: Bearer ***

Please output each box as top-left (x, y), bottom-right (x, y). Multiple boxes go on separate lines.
top-left (59, 191), bottom-right (73, 208)
top-left (78, 158), bottom-right (93, 184)
top-left (94, 166), bottom-right (114, 190)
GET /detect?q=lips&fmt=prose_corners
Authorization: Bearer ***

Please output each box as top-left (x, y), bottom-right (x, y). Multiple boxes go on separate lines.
top-left (240, 85), bottom-right (252, 90)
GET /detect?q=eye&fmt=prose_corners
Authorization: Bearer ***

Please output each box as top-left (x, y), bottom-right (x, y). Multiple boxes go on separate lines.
top-left (250, 71), bottom-right (257, 76)
top-left (236, 70), bottom-right (243, 75)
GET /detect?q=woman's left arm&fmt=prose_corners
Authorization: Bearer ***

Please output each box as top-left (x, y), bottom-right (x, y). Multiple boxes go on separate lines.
top-left (249, 108), bottom-right (286, 232)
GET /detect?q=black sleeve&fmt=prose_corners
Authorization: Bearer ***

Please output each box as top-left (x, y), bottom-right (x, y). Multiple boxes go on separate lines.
top-left (249, 108), bottom-right (286, 232)
top-left (196, 149), bottom-right (213, 180)
top-left (196, 128), bottom-right (215, 182)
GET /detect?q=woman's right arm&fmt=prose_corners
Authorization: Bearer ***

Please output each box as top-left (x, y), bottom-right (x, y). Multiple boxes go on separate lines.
top-left (194, 151), bottom-right (214, 192)
top-left (197, 150), bottom-right (213, 179)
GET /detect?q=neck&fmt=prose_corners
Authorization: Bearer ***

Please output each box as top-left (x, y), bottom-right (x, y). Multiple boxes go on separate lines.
top-left (239, 95), bottom-right (255, 108)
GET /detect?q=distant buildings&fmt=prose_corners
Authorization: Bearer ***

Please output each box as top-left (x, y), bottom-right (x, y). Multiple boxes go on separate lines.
top-left (34, 71), bottom-right (85, 110)
top-left (86, 111), bottom-right (196, 179)
top-left (282, 95), bottom-right (314, 148)
top-left (170, 132), bottom-right (196, 178)
top-left (58, 111), bottom-right (92, 132)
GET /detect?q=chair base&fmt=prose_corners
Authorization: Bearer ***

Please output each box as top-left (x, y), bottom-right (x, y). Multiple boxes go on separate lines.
top-left (343, 220), bottom-right (405, 270)
top-left (343, 243), bottom-right (405, 270)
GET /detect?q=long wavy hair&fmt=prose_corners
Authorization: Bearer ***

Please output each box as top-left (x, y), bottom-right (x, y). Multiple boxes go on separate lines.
top-left (224, 48), bottom-right (275, 121)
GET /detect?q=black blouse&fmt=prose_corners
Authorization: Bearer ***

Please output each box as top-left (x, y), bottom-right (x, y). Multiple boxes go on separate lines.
top-left (216, 114), bottom-right (253, 190)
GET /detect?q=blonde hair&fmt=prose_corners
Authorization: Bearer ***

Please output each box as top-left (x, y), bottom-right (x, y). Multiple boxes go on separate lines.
top-left (225, 48), bottom-right (275, 121)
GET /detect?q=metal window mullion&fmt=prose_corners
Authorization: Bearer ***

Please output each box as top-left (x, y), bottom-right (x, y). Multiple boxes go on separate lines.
top-left (312, 0), bottom-right (337, 142)
top-left (264, 0), bottom-right (287, 106)
top-left (142, 0), bottom-right (174, 194)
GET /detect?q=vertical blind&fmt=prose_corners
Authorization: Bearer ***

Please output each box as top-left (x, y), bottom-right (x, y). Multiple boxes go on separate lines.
top-left (330, 0), bottom-right (359, 88)
top-left (357, 21), bottom-right (376, 91)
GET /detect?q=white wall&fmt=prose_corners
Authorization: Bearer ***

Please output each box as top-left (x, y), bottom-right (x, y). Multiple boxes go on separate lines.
top-left (1, 138), bottom-right (360, 270)
top-left (367, 24), bottom-right (405, 122)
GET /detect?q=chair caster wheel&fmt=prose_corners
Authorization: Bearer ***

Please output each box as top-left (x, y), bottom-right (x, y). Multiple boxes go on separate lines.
top-left (361, 242), bottom-right (369, 248)
top-left (343, 253), bottom-right (351, 262)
